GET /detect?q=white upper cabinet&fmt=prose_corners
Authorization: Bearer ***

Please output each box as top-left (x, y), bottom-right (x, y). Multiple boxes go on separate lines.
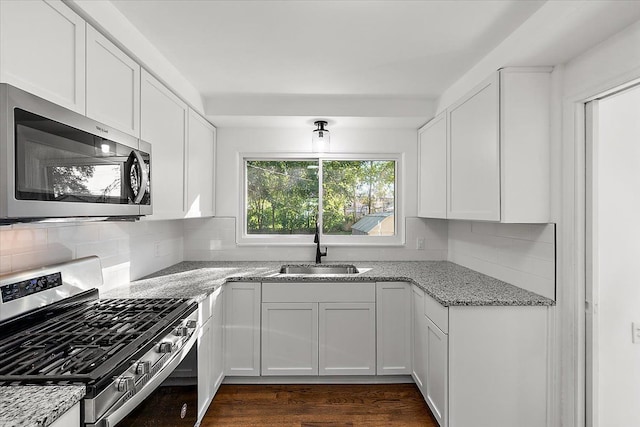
top-left (498, 68), bottom-right (551, 223)
top-left (447, 73), bottom-right (501, 221)
top-left (141, 69), bottom-right (188, 220)
top-left (418, 112), bottom-right (447, 218)
top-left (186, 110), bottom-right (216, 218)
top-left (420, 67), bottom-right (552, 223)
top-left (0, 0), bottom-right (86, 113)
top-left (86, 25), bottom-right (140, 137)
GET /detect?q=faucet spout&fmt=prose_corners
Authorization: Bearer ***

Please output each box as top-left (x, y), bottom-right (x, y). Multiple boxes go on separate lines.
top-left (314, 222), bottom-right (327, 264)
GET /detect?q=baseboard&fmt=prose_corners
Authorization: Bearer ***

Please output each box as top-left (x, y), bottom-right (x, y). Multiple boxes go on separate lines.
top-left (222, 375), bottom-right (414, 385)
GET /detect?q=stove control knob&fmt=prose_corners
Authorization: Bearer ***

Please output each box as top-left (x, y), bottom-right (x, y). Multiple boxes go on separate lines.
top-left (158, 342), bottom-right (173, 354)
top-left (135, 361), bottom-right (150, 375)
top-left (116, 376), bottom-right (134, 393)
top-left (174, 326), bottom-right (189, 336)
top-left (185, 320), bottom-right (197, 329)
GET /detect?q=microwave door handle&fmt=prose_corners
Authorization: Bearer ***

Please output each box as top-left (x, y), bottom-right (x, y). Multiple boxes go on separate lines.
top-left (125, 150), bottom-right (149, 204)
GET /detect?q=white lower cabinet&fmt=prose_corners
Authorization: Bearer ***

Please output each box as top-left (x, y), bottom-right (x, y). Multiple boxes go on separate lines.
top-left (376, 282), bottom-right (411, 375)
top-left (319, 302), bottom-right (376, 376)
top-left (261, 282), bottom-right (376, 377)
top-left (198, 287), bottom-right (225, 421)
top-left (210, 287), bottom-right (225, 391)
top-left (447, 306), bottom-right (549, 427)
top-left (197, 315), bottom-right (213, 420)
top-left (224, 282), bottom-right (261, 376)
top-left (412, 284), bottom-right (550, 427)
top-left (425, 316), bottom-right (448, 426)
top-left (412, 285), bottom-right (428, 391)
top-left (261, 302), bottom-right (318, 375)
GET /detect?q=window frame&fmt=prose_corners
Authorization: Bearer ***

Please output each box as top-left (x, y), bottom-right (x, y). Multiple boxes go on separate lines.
top-left (238, 152), bottom-right (404, 246)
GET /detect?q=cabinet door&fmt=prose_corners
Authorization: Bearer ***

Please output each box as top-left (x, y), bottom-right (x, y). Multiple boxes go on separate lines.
top-left (197, 316), bottom-right (213, 420)
top-left (262, 302), bottom-right (318, 376)
top-left (86, 25), bottom-right (140, 136)
top-left (0, 0), bottom-right (86, 113)
top-left (418, 112), bottom-right (447, 218)
top-left (224, 282), bottom-right (260, 376)
top-left (186, 110), bottom-right (216, 218)
top-left (376, 282), bottom-right (411, 375)
top-left (319, 302), bottom-right (376, 376)
top-left (425, 317), bottom-right (448, 427)
top-left (141, 69), bottom-right (188, 219)
top-left (447, 74), bottom-right (500, 221)
top-left (412, 286), bottom-right (428, 394)
top-left (211, 287), bottom-right (224, 391)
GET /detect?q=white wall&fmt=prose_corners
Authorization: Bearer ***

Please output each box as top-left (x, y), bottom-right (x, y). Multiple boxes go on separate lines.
top-left (448, 221), bottom-right (555, 299)
top-left (0, 220), bottom-right (184, 292)
top-left (593, 85), bottom-right (640, 427)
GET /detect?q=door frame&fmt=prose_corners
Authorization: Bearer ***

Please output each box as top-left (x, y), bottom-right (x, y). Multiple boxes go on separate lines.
top-left (564, 77), bottom-right (640, 427)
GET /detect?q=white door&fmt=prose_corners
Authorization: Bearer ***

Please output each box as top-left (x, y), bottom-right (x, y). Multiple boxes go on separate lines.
top-left (319, 302), bottom-right (376, 375)
top-left (586, 84), bottom-right (640, 427)
top-left (262, 302), bottom-right (318, 376)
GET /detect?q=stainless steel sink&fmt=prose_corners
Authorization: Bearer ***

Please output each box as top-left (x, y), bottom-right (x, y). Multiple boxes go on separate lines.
top-left (279, 264), bottom-right (359, 275)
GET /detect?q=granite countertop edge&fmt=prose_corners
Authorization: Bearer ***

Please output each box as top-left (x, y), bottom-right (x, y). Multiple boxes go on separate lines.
top-left (103, 261), bottom-right (555, 307)
top-left (0, 385), bottom-right (85, 427)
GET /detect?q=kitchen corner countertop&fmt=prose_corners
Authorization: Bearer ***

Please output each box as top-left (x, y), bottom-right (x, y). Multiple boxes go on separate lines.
top-left (0, 385), bottom-right (85, 427)
top-left (102, 261), bottom-right (555, 307)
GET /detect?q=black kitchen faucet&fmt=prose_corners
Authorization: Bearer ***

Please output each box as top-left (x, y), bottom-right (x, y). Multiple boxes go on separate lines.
top-left (314, 222), bottom-right (327, 264)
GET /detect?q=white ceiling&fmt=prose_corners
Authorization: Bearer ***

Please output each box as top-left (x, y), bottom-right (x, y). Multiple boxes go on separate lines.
top-left (108, 0), bottom-right (550, 127)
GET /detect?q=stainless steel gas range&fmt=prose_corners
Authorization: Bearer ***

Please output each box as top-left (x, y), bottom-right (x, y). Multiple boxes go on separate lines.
top-left (0, 256), bottom-right (199, 427)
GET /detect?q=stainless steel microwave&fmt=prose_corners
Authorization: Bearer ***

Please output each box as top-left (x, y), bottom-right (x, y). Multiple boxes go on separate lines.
top-left (0, 84), bottom-right (152, 223)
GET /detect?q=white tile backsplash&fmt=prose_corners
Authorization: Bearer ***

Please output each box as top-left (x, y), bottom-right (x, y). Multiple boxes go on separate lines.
top-left (0, 215), bottom-right (555, 301)
top-left (183, 216), bottom-right (448, 262)
top-left (0, 220), bottom-right (184, 290)
top-left (448, 220), bottom-right (556, 299)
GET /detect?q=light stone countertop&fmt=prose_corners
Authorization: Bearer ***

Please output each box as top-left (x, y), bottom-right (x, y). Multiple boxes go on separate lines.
top-left (102, 261), bottom-right (555, 307)
top-left (2, 261), bottom-right (553, 426)
top-left (0, 386), bottom-right (85, 427)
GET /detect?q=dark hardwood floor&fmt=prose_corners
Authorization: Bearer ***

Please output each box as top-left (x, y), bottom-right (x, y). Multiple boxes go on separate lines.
top-left (200, 384), bottom-right (438, 427)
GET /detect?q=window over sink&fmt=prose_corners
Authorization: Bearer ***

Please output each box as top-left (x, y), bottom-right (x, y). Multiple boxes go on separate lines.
top-left (239, 154), bottom-right (402, 246)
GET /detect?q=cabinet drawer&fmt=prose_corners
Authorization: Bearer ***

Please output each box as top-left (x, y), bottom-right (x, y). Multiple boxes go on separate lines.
top-left (262, 282), bottom-right (375, 303)
top-left (424, 292), bottom-right (448, 333)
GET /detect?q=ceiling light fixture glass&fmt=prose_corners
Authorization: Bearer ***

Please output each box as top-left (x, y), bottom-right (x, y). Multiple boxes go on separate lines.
top-left (312, 120), bottom-right (330, 152)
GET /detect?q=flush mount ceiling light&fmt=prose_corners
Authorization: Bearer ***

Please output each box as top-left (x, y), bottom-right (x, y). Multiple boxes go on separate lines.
top-left (312, 120), bottom-right (330, 152)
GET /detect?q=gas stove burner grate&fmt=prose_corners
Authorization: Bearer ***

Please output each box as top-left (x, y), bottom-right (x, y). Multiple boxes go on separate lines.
top-left (0, 297), bottom-right (191, 381)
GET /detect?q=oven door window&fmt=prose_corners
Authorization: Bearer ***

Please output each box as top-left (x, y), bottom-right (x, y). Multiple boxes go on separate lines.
top-left (14, 108), bottom-right (149, 205)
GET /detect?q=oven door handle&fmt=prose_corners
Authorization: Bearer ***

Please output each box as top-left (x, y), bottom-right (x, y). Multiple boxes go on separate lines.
top-left (97, 329), bottom-right (198, 427)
